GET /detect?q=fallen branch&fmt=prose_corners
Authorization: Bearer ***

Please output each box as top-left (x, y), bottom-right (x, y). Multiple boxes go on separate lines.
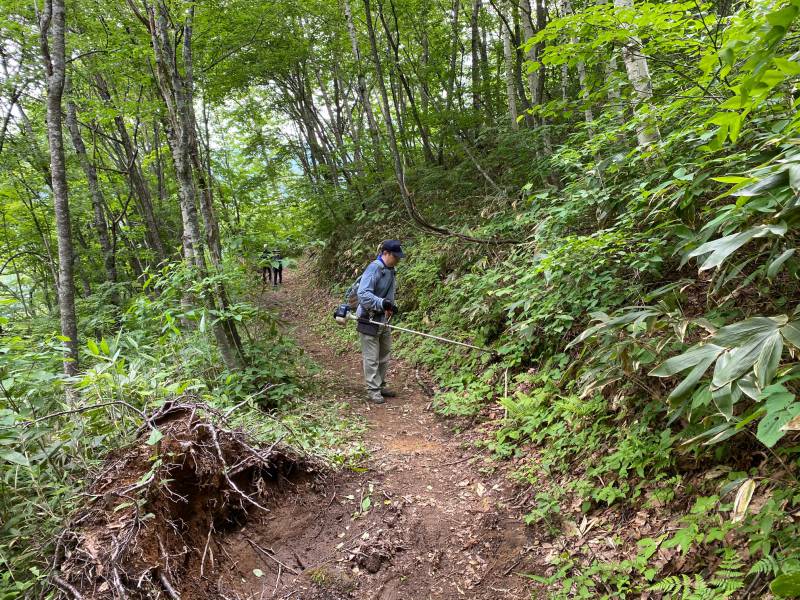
top-left (223, 383), bottom-right (279, 417)
top-left (18, 400), bottom-right (149, 428)
top-left (50, 573), bottom-right (83, 599)
top-left (247, 538), bottom-right (301, 575)
top-left (157, 569), bottom-right (181, 600)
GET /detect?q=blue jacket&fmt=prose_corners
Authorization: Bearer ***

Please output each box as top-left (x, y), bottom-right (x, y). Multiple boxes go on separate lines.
top-left (356, 257), bottom-right (396, 321)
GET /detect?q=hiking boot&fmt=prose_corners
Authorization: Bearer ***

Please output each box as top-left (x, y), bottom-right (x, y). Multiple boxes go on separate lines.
top-left (368, 393), bottom-right (385, 404)
top-left (380, 387), bottom-right (397, 397)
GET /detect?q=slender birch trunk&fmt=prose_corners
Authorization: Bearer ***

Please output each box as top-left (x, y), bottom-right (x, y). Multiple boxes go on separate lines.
top-left (502, 23), bottom-right (519, 130)
top-left (39, 0), bottom-right (78, 375)
top-left (613, 0), bottom-right (660, 145)
top-left (470, 0), bottom-right (482, 112)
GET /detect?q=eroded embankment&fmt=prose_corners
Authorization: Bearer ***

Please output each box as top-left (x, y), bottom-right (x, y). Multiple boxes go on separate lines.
top-left (54, 401), bottom-right (314, 599)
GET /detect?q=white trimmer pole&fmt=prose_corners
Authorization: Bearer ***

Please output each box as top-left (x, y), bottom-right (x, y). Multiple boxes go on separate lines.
top-left (346, 314), bottom-right (494, 354)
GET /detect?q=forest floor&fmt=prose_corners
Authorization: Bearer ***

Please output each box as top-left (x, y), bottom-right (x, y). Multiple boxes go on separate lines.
top-left (213, 266), bottom-right (539, 599)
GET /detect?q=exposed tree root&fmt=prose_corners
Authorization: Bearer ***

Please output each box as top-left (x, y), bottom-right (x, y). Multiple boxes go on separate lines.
top-left (52, 400), bottom-right (318, 599)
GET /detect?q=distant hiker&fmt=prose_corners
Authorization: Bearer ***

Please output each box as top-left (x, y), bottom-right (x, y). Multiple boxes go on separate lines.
top-left (271, 249), bottom-right (284, 286)
top-left (356, 240), bottom-right (403, 404)
top-left (259, 245), bottom-right (272, 284)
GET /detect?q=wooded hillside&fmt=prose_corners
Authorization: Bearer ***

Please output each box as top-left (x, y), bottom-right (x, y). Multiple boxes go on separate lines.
top-left (2, 0), bottom-right (800, 597)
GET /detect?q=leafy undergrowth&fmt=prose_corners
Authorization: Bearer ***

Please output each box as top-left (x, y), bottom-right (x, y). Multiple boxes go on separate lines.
top-left (483, 365), bottom-right (800, 598)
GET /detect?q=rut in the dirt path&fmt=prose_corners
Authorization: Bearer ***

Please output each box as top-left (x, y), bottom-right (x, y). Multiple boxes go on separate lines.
top-left (212, 267), bottom-right (538, 600)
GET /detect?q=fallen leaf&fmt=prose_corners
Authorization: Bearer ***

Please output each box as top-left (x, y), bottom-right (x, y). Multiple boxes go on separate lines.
top-left (782, 414), bottom-right (800, 431)
top-left (732, 479), bottom-right (756, 523)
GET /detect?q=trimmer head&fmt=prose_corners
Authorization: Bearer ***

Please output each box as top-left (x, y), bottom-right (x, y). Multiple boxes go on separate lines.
top-left (333, 303), bottom-right (350, 326)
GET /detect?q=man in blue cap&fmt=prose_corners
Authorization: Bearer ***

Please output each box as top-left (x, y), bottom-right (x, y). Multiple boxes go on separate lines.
top-left (356, 240), bottom-right (403, 404)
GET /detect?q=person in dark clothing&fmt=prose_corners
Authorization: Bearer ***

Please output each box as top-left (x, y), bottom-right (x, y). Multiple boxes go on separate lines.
top-left (271, 249), bottom-right (283, 286)
top-left (259, 245), bottom-right (272, 284)
top-left (356, 240), bottom-right (403, 404)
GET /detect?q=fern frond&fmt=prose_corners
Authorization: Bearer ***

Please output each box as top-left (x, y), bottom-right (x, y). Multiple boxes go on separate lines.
top-left (747, 555), bottom-right (779, 576)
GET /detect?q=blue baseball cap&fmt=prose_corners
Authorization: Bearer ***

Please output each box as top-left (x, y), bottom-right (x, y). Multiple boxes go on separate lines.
top-left (381, 240), bottom-right (405, 258)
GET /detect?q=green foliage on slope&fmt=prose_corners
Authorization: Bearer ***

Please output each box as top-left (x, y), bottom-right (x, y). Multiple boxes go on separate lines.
top-left (304, 0), bottom-right (800, 595)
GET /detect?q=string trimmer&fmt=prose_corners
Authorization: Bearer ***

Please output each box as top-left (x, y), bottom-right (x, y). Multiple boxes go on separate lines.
top-left (334, 307), bottom-right (494, 355)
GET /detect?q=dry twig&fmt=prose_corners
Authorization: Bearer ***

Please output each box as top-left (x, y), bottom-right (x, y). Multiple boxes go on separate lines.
top-left (246, 538), bottom-right (301, 575)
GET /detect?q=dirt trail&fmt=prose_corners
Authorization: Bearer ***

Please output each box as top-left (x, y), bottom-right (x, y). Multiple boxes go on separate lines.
top-left (216, 268), bottom-right (536, 599)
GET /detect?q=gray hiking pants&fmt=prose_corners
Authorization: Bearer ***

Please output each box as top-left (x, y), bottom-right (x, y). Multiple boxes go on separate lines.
top-left (359, 327), bottom-right (392, 400)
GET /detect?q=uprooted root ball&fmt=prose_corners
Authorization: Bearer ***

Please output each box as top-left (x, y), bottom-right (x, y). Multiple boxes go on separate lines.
top-left (52, 402), bottom-right (317, 599)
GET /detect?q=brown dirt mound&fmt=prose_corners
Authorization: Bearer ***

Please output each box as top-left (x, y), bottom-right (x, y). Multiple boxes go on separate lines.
top-left (52, 401), bottom-right (317, 599)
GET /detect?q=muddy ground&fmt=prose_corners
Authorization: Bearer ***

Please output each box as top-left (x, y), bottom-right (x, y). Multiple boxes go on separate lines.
top-left (210, 268), bottom-right (538, 599)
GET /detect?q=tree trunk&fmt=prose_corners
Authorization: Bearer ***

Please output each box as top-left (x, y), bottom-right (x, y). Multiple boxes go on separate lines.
top-left (532, 0), bottom-right (554, 155)
top-left (511, 4), bottom-right (534, 126)
top-left (562, 0), bottom-right (593, 128)
top-left (613, 0), bottom-right (660, 145)
top-left (577, 61), bottom-right (593, 126)
top-left (39, 0), bottom-right (78, 376)
top-left (502, 23), bottom-right (519, 130)
top-left (437, 0), bottom-right (460, 163)
top-left (153, 118), bottom-right (167, 203)
top-left (518, 0), bottom-right (539, 106)
top-left (65, 100), bottom-right (118, 294)
top-left (143, 0), bottom-right (242, 370)
top-left (352, 102), bottom-right (365, 166)
top-left (93, 75), bottom-right (167, 261)
top-left (605, 50), bottom-right (624, 124)
top-left (344, 0), bottom-right (383, 168)
top-left (421, 27), bottom-right (430, 116)
top-left (479, 14), bottom-right (492, 116)
top-left (470, 0), bottom-right (482, 112)
top-left (532, 0), bottom-right (548, 104)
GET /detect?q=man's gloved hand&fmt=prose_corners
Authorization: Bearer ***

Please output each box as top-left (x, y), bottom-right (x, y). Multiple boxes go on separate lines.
top-left (382, 298), bottom-right (398, 317)
top-left (390, 303), bottom-right (399, 315)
